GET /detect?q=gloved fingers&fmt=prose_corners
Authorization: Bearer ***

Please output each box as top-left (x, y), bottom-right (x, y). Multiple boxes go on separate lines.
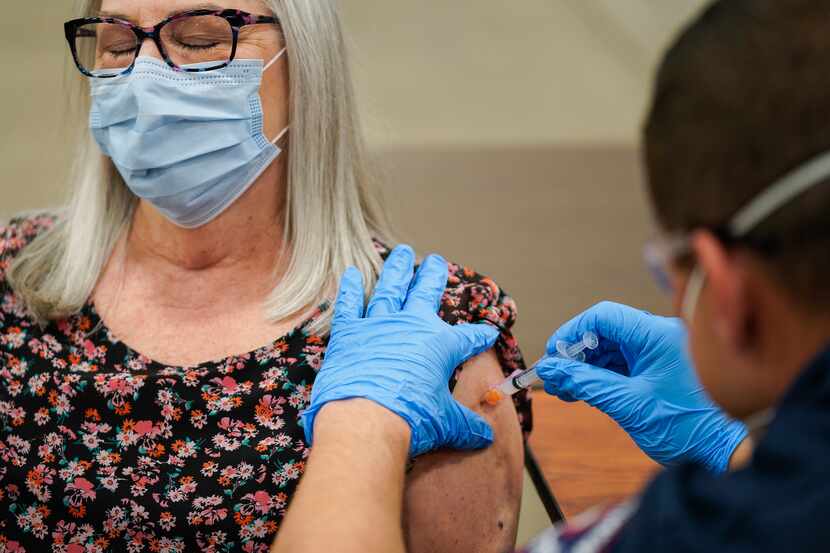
top-left (545, 301), bottom-right (654, 360)
top-left (331, 267), bottom-right (366, 331)
top-left (588, 343), bottom-right (631, 376)
top-left (449, 323), bottom-right (500, 377)
top-left (403, 254), bottom-right (450, 315)
top-left (365, 245), bottom-right (416, 317)
top-left (447, 402), bottom-right (495, 451)
top-left (536, 357), bottom-right (631, 416)
top-left (299, 406), bottom-right (321, 447)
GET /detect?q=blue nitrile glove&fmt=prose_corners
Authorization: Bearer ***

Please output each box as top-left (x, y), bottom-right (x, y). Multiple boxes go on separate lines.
top-left (536, 301), bottom-right (748, 473)
top-left (301, 245), bottom-right (500, 458)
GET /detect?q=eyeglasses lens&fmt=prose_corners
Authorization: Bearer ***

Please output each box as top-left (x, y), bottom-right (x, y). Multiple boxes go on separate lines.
top-left (75, 16), bottom-right (234, 77)
top-left (75, 22), bottom-right (139, 77)
top-left (160, 15), bottom-right (234, 70)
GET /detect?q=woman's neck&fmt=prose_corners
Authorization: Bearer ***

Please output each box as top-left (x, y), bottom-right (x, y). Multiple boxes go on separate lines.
top-left (122, 162), bottom-right (288, 309)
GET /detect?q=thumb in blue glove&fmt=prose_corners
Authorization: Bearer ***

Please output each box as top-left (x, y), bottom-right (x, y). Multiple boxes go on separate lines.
top-left (536, 301), bottom-right (747, 473)
top-left (302, 245), bottom-right (501, 458)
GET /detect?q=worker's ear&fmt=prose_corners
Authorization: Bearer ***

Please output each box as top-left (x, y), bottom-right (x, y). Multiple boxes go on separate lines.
top-left (691, 230), bottom-right (757, 352)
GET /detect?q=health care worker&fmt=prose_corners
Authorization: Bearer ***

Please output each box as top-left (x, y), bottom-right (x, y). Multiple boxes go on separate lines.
top-left (272, 1), bottom-right (830, 552)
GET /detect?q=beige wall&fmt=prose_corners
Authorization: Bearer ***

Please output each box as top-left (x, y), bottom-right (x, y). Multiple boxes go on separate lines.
top-left (0, 3), bottom-right (76, 214)
top-left (344, 0), bottom-right (707, 147)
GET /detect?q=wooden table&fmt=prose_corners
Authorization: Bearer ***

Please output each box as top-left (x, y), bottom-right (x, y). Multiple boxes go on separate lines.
top-left (528, 393), bottom-right (660, 517)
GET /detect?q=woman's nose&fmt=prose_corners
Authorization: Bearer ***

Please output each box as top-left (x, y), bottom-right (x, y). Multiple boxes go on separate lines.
top-left (137, 38), bottom-right (163, 60)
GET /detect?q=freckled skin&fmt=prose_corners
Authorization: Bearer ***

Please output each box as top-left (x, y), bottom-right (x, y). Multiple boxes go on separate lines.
top-left (404, 350), bottom-right (524, 553)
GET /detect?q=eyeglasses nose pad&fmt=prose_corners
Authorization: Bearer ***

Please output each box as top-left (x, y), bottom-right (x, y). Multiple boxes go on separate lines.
top-left (137, 38), bottom-right (164, 61)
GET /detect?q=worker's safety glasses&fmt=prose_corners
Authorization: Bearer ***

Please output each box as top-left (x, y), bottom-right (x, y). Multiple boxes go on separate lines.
top-left (64, 9), bottom-right (279, 78)
top-left (642, 147), bottom-right (830, 295)
top-left (643, 234), bottom-right (693, 294)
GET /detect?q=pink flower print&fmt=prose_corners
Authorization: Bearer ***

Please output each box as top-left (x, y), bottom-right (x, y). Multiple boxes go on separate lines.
top-left (6, 381), bottom-right (23, 398)
top-left (65, 477), bottom-right (96, 506)
top-left (306, 352), bottom-right (322, 371)
top-left (273, 461), bottom-right (304, 487)
top-left (57, 425), bottom-right (78, 441)
top-left (218, 355), bottom-right (249, 374)
top-left (1, 326), bottom-right (26, 349)
top-left (5, 541), bottom-right (23, 552)
top-left (52, 519), bottom-right (77, 543)
top-left (83, 340), bottom-right (97, 359)
top-left (211, 434), bottom-right (241, 452)
top-left (159, 511), bottom-right (176, 531)
top-left (34, 408), bottom-right (50, 426)
top-left (239, 490), bottom-right (275, 516)
top-left (188, 496), bottom-right (228, 527)
top-left (107, 378), bottom-right (130, 395)
top-left (220, 377), bottom-right (237, 393)
top-left (254, 395), bottom-right (286, 430)
top-left (134, 421), bottom-right (154, 437)
top-left (283, 463), bottom-right (301, 480)
top-left (56, 396), bottom-right (72, 416)
top-left (8, 406), bottom-right (25, 426)
top-left (68, 544), bottom-right (85, 553)
top-left (287, 384), bottom-right (311, 410)
top-left (190, 410), bottom-right (207, 429)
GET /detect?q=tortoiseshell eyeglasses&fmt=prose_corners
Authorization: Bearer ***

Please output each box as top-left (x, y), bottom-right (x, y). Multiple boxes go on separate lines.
top-left (64, 9), bottom-right (279, 78)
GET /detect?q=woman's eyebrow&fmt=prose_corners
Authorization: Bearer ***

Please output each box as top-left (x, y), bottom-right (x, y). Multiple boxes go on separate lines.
top-left (97, 3), bottom-right (225, 22)
top-left (166, 3), bottom-right (226, 17)
top-left (96, 10), bottom-right (133, 21)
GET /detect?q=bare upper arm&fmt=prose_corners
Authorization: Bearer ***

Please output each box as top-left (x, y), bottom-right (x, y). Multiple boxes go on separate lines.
top-left (403, 349), bottom-right (525, 553)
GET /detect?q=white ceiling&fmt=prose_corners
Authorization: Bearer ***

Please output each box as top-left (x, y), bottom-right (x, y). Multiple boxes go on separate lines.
top-left (341, 0), bottom-right (710, 147)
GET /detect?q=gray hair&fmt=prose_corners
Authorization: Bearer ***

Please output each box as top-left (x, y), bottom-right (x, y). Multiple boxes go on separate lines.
top-left (9, 0), bottom-right (393, 335)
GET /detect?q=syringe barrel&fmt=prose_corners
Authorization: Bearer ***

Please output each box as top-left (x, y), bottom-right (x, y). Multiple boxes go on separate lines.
top-left (495, 367), bottom-right (540, 397)
top-left (489, 331), bottom-right (600, 401)
top-left (495, 367), bottom-right (541, 398)
top-left (513, 367), bottom-right (539, 389)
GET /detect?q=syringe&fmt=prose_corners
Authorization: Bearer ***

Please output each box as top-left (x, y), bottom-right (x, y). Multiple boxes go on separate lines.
top-left (482, 331), bottom-right (599, 406)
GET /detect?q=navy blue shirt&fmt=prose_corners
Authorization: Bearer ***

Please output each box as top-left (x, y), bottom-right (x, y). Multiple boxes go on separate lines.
top-left (519, 345), bottom-right (830, 553)
top-left (616, 345), bottom-right (830, 552)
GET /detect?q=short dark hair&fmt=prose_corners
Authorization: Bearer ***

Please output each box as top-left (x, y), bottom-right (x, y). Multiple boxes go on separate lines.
top-left (644, 0), bottom-right (830, 311)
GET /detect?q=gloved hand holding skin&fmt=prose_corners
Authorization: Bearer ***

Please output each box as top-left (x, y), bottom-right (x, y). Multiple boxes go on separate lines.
top-left (536, 301), bottom-right (748, 473)
top-left (301, 245), bottom-right (501, 458)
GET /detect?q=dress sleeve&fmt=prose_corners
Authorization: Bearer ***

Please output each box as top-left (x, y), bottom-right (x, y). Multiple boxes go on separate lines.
top-left (439, 261), bottom-right (533, 438)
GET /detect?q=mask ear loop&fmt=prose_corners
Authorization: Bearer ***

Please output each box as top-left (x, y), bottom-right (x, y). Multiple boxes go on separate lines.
top-left (264, 47), bottom-right (287, 72)
top-left (681, 266), bottom-right (706, 323)
top-left (262, 47), bottom-right (290, 146)
top-left (271, 127), bottom-right (289, 145)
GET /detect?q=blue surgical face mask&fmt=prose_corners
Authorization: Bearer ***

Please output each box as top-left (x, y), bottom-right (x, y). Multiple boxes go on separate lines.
top-left (89, 49), bottom-right (288, 228)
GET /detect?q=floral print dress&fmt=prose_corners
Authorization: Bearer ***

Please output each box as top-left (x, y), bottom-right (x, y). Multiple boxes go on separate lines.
top-left (0, 215), bottom-right (532, 552)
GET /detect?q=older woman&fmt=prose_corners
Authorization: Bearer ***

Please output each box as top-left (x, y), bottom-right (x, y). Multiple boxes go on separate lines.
top-left (0, 1), bottom-right (531, 551)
